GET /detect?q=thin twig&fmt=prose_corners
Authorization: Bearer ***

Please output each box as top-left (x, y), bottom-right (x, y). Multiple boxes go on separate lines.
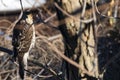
top-left (37, 75), bottom-right (53, 78)
top-left (36, 13), bottom-right (57, 28)
top-left (48, 34), bottom-right (62, 41)
top-left (0, 69), bottom-right (16, 75)
top-left (6, 0), bottom-right (24, 34)
top-left (3, 73), bottom-right (10, 80)
top-left (33, 59), bottom-right (52, 79)
top-left (54, 2), bottom-right (93, 23)
top-left (95, 1), bottom-right (120, 19)
top-left (114, 0), bottom-right (119, 17)
top-left (0, 19), bottom-right (12, 24)
top-left (29, 59), bottom-right (63, 80)
top-left (0, 57), bottom-right (10, 68)
top-left (81, 0), bottom-right (87, 17)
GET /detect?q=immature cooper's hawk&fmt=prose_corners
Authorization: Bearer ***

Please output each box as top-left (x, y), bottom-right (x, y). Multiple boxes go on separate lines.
top-left (12, 12), bottom-right (35, 79)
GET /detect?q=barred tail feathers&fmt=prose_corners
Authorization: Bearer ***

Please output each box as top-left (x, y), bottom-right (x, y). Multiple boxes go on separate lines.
top-left (18, 58), bottom-right (24, 79)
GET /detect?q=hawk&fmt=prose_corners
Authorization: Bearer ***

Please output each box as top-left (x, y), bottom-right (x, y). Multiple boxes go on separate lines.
top-left (12, 11), bottom-right (35, 79)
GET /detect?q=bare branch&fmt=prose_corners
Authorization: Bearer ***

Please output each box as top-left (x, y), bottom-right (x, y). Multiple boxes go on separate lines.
top-left (36, 36), bottom-right (94, 76)
top-left (54, 2), bottom-right (94, 23)
top-left (0, 46), bottom-right (13, 55)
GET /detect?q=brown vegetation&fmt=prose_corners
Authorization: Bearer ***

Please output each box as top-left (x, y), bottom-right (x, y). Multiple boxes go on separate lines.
top-left (0, 0), bottom-right (120, 80)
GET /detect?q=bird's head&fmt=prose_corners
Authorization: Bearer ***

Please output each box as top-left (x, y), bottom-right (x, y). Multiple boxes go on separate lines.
top-left (25, 13), bottom-right (33, 25)
top-left (21, 11), bottom-right (33, 25)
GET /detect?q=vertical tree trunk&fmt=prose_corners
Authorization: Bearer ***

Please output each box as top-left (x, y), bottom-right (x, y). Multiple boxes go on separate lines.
top-left (79, 22), bottom-right (98, 80)
top-left (55, 0), bottom-right (98, 80)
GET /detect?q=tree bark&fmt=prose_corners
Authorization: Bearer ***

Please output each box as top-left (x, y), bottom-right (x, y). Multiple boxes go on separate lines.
top-left (55, 0), bottom-right (99, 80)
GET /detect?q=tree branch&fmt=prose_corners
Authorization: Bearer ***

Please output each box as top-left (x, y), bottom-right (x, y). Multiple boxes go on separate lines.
top-left (0, 46), bottom-right (13, 55)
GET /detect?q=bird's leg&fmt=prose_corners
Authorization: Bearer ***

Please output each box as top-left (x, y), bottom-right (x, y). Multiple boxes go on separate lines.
top-left (23, 52), bottom-right (29, 79)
